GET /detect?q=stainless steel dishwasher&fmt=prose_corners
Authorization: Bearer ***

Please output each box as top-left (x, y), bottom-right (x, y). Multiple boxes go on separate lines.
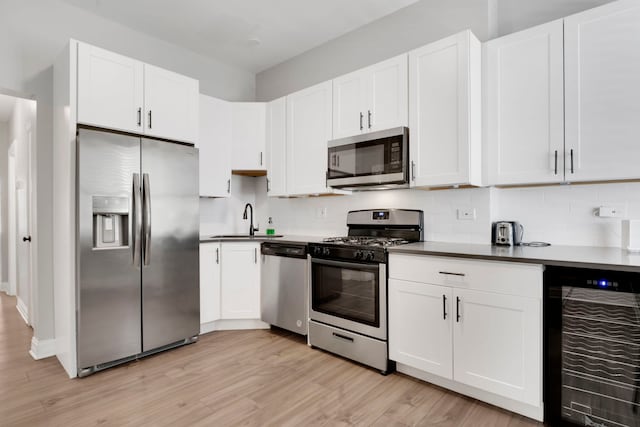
top-left (261, 242), bottom-right (309, 335)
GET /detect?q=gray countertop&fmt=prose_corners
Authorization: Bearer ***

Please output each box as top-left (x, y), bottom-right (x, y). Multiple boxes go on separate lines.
top-left (387, 241), bottom-right (640, 272)
top-left (199, 234), bottom-right (326, 244)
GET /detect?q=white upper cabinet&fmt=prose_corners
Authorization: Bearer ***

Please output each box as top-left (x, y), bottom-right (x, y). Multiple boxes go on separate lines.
top-left (76, 42), bottom-right (199, 143)
top-left (231, 103), bottom-right (267, 171)
top-left (564, 0), bottom-right (640, 182)
top-left (287, 81), bottom-right (335, 196)
top-left (144, 64), bottom-right (199, 143)
top-left (266, 97), bottom-right (287, 196)
top-left (485, 20), bottom-right (565, 186)
top-left (333, 54), bottom-right (408, 139)
top-left (409, 30), bottom-right (481, 188)
top-left (77, 43), bottom-right (144, 134)
top-left (198, 94), bottom-right (232, 197)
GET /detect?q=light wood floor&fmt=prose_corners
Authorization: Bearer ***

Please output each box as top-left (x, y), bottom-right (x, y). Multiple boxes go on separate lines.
top-left (0, 292), bottom-right (542, 426)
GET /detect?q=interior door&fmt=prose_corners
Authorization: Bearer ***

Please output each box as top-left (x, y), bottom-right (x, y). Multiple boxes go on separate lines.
top-left (77, 128), bottom-right (141, 370)
top-left (141, 138), bottom-right (200, 352)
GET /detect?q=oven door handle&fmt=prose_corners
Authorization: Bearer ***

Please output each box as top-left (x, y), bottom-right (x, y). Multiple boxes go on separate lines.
top-left (310, 257), bottom-right (381, 271)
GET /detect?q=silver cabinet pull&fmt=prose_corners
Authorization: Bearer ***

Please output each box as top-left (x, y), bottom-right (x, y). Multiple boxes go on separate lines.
top-left (216, 248), bottom-right (219, 264)
top-left (227, 179), bottom-right (231, 193)
top-left (332, 332), bottom-right (354, 343)
top-left (554, 150), bottom-right (558, 175)
top-left (570, 149), bottom-right (574, 174)
top-left (137, 108), bottom-right (142, 127)
top-left (359, 112), bottom-right (363, 131)
top-left (254, 248), bottom-right (257, 264)
top-left (143, 173), bottom-right (152, 266)
top-left (456, 297), bottom-right (461, 322)
top-left (132, 173), bottom-right (142, 266)
top-left (367, 110), bottom-right (372, 129)
top-left (443, 294), bottom-right (447, 320)
top-left (148, 110), bottom-right (152, 129)
top-left (260, 152), bottom-right (263, 166)
top-left (439, 271), bottom-right (465, 277)
top-left (266, 178), bottom-right (270, 192)
top-left (411, 161), bottom-right (416, 181)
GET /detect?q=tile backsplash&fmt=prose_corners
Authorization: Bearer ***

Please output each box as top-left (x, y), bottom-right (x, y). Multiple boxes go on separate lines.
top-left (203, 177), bottom-right (640, 248)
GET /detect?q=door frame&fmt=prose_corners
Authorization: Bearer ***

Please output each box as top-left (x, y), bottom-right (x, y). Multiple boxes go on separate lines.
top-left (7, 141), bottom-right (16, 297)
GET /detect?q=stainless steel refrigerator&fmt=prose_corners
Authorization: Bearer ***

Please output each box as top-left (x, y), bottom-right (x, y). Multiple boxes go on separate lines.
top-left (76, 127), bottom-right (200, 377)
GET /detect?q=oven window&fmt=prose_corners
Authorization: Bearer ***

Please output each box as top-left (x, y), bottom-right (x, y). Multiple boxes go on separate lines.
top-left (311, 261), bottom-right (379, 327)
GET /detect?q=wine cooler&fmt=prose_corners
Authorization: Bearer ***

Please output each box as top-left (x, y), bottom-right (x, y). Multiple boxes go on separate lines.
top-left (545, 266), bottom-right (640, 426)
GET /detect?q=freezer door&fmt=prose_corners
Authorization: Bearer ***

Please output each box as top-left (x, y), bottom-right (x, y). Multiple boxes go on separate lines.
top-left (77, 128), bottom-right (142, 369)
top-left (141, 138), bottom-right (200, 351)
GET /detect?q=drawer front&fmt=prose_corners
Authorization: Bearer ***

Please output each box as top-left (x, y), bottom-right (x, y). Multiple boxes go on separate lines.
top-left (308, 321), bottom-right (388, 372)
top-left (388, 254), bottom-right (542, 299)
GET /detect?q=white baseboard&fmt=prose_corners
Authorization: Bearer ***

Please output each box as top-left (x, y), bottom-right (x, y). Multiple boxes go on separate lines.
top-left (29, 337), bottom-right (56, 360)
top-left (200, 319), bottom-right (270, 335)
top-left (16, 297), bottom-right (29, 325)
top-left (0, 282), bottom-right (8, 293)
top-left (396, 363), bottom-right (544, 422)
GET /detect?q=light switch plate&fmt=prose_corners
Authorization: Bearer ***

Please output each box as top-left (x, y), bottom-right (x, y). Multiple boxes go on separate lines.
top-left (457, 208), bottom-right (476, 220)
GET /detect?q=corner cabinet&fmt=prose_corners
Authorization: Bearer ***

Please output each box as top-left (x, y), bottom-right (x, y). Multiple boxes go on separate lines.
top-left (485, 20), bottom-right (564, 186)
top-left (332, 54), bottom-right (408, 139)
top-left (231, 103), bottom-right (266, 171)
top-left (198, 94), bottom-right (232, 197)
top-left (77, 42), bottom-right (199, 143)
top-left (388, 253), bottom-right (543, 421)
top-left (408, 30), bottom-right (481, 188)
top-left (266, 97), bottom-right (287, 196)
top-left (220, 242), bottom-right (261, 319)
top-left (286, 81), bottom-right (337, 196)
top-left (564, 0), bottom-right (640, 183)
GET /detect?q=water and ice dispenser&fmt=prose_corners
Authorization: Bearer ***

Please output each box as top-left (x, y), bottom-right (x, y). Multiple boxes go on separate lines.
top-left (92, 196), bottom-right (129, 249)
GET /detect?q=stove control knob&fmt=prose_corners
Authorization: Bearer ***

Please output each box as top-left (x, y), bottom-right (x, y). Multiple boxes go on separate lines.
top-left (323, 247), bottom-right (331, 256)
top-left (313, 246), bottom-right (321, 255)
top-left (354, 250), bottom-right (363, 260)
top-left (365, 251), bottom-right (375, 261)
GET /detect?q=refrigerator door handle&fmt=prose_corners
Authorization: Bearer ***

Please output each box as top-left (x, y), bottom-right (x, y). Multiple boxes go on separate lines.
top-left (143, 173), bottom-right (152, 266)
top-left (133, 173), bottom-right (142, 267)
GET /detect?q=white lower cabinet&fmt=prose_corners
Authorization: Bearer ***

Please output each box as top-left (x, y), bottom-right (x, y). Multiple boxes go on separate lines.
top-left (388, 254), bottom-right (543, 419)
top-left (389, 280), bottom-right (453, 379)
top-left (199, 243), bottom-right (221, 324)
top-left (220, 242), bottom-right (261, 319)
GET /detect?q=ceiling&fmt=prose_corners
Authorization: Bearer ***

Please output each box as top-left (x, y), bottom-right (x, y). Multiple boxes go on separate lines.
top-left (61, 0), bottom-right (419, 73)
top-left (0, 94), bottom-right (16, 123)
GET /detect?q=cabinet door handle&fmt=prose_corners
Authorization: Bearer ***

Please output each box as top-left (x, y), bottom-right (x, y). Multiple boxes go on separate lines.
top-left (260, 152), bottom-right (263, 166)
top-left (137, 107), bottom-right (142, 127)
top-left (554, 150), bottom-right (558, 175)
top-left (266, 178), bottom-right (270, 192)
top-left (456, 296), bottom-right (461, 322)
top-left (411, 161), bottom-right (416, 181)
top-left (148, 110), bottom-right (152, 129)
top-left (216, 248), bottom-right (219, 264)
top-left (443, 294), bottom-right (447, 320)
top-left (570, 149), bottom-right (574, 174)
top-left (359, 112), bottom-right (363, 131)
top-left (439, 271), bottom-right (465, 277)
top-left (254, 248), bottom-right (257, 264)
top-left (367, 110), bottom-right (372, 129)
top-left (227, 179), bottom-right (231, 193)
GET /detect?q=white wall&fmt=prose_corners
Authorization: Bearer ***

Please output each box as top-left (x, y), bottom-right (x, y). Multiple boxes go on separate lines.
top-left (0, 0), bottom-right (257, 345)
top-left (200, 176), bottom-right (261, 237)
top-left (256, 0), bottom-right (492, 101)
top-left (0, 122), bottom-right (8, 287)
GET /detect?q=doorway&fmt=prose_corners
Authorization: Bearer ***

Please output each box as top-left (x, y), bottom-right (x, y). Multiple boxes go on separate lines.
top-left (0, 93), bottom-right (37, 331)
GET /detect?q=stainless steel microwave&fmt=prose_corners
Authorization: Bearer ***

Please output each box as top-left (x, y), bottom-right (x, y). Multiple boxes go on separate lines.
top-left (326, 127), bottom-right (409, 191)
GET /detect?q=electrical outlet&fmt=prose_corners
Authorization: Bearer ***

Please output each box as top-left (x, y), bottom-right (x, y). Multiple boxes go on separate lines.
top-left (595, 206), bottom-right (619, 218)
top-left (457, 208), bottom-right (476, 220)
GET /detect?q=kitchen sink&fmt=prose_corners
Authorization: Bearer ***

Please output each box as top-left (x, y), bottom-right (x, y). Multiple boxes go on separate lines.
top-left (209, 234), bottom-right (284, 239)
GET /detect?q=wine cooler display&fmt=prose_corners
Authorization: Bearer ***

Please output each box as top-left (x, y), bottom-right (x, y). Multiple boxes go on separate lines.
top-left (546, 266), bottom-right (640, 427)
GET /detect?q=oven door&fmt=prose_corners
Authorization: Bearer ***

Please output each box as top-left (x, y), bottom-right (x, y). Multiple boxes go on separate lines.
top-left (309, 257), bottom-right (386, 340)
top-left (327, 126), bottom-right (408, 189)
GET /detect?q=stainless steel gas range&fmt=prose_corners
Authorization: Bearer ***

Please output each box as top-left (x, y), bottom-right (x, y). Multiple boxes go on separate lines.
top-left (308, 209), bottom-right (424, 374)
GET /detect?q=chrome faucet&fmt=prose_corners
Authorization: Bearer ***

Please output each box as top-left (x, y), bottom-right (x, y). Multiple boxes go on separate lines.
top-left (242, 203), bottom-right (259, 236)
